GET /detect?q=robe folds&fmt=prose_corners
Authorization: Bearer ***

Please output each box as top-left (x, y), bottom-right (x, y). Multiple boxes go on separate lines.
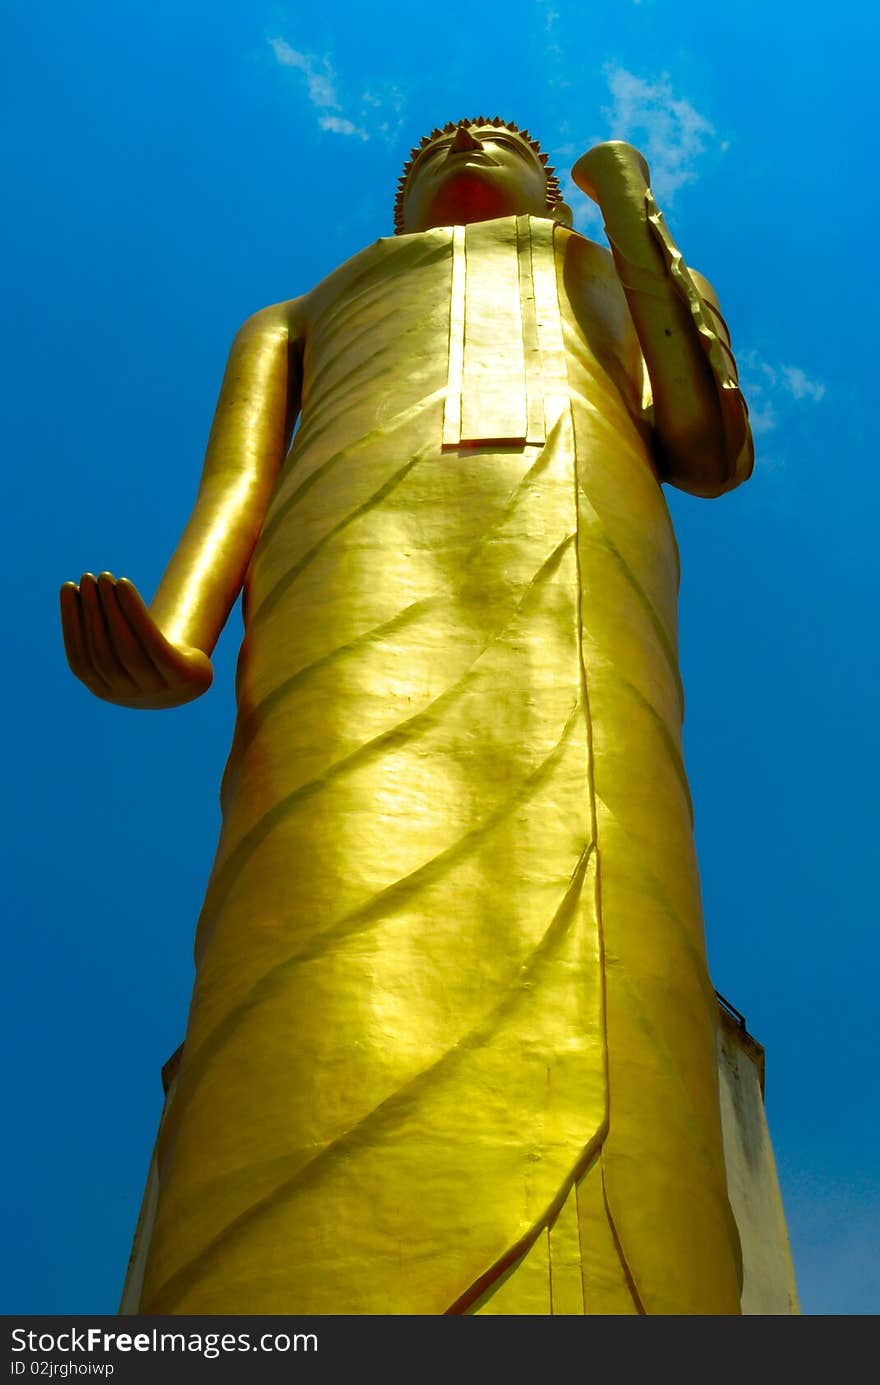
top-left (139, 215), bottom-right (751, 1314)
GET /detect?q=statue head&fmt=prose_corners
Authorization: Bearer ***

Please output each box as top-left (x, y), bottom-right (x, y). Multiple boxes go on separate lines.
top-left (395, 117), bottom-right (571, 235)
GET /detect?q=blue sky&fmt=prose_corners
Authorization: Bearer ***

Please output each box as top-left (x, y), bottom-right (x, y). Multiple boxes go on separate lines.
top-left (4, 0), bottom-right (878, 1315)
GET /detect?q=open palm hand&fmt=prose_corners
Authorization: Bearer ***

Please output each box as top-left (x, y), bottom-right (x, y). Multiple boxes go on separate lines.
top-left (60, 572), bottom-right (213, 709)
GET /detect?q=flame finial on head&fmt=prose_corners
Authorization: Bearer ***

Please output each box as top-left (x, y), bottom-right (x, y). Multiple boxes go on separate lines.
top-left (393, 116), bottom-right (563, 234)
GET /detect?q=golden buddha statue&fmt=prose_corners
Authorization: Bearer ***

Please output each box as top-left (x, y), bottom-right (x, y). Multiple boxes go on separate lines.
top-left (61, 118), bottom-right (753, 1315)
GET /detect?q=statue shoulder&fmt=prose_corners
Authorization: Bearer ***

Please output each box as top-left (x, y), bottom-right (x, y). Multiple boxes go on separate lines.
top-left (556, 225), bottom-right (622, 290)
top-left (233, 296), bottom-right (310, 345)
top-left (303, 231), bottom-right (448, 325)
top-left (555, 225), bottom-right (650, 412)
top-left (555, 225), bottom-right (638, 336)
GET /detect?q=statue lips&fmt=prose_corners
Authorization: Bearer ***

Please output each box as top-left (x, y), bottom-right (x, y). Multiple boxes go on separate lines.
top-left (432, 151), bottom-right (501, 181)
top-left (446, 150), bottom-right (499, 166)
top-left (423, 152), bottom-right (510, 211)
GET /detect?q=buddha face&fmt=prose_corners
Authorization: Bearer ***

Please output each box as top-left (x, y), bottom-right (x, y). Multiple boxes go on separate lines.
top-left (401, 124), bottom-right (552, 233)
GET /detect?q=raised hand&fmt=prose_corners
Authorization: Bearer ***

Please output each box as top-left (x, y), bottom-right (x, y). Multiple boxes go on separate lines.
top-left (571, 141), bottom-right (651, 207)
top-left (571, 142), bottom-right (658, 267)
top-left (60, 572), bottom-right (213, 709)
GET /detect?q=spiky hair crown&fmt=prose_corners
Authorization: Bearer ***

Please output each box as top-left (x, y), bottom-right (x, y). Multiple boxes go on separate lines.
top-left (393, 116), bottom-right (563, 234)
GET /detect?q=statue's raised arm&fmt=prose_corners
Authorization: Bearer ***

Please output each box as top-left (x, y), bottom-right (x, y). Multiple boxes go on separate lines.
top-left (60, 300), bottom-right (303, 708)
top-left (572, 140), bottom-right (753, 497)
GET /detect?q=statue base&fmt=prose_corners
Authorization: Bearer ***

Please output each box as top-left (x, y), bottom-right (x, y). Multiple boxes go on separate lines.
top-left (120, 999), bottom-right (799, 1315)
top-left (716, 997), bottom-right (800, 1314)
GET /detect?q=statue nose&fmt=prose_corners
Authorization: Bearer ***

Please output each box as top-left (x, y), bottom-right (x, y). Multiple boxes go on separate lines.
top-left (450, 126), bottom-right (482, 153)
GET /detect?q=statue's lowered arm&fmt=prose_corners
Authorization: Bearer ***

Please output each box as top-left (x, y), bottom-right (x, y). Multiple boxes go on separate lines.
top-left (60, 300), bottom-right (303, 709)
top-left (573, 142), bottom-right (753, 497)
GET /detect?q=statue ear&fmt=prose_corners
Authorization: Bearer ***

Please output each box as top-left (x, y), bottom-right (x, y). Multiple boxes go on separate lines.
top-left (551, 201), bottom-right (573, 228)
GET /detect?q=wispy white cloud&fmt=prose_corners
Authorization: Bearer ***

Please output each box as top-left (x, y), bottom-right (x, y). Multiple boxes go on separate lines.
top-left (319, 115), bottom-right (368, 141)
top-left (740, 350), bottom-right (827, 439)
top-left (601, 65), bottom-right (720, 201)
top-left (359, 81), bottom-right (406, 141)
top-left (268, 38), bottom-right (339, 110)
top-left (747, 399), bottom-right (779, 438)
top-left (533, 0), bottom-right (567, 88)
top-left (780, 365), bottom-right (826, 403)
top-left (268, 37), bottom-right (404, 144)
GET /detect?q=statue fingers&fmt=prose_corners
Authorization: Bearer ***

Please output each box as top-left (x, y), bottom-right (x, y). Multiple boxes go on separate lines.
top-left (60, 581), bottom-right (111, 694)
top-left (97, 573), bottom-right (168, 696)
top-left (78, 573), bottom-right (139, 696)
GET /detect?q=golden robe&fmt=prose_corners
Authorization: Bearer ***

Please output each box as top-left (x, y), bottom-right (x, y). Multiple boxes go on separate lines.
top-left (139, 215), bottom-right (751, 1314)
